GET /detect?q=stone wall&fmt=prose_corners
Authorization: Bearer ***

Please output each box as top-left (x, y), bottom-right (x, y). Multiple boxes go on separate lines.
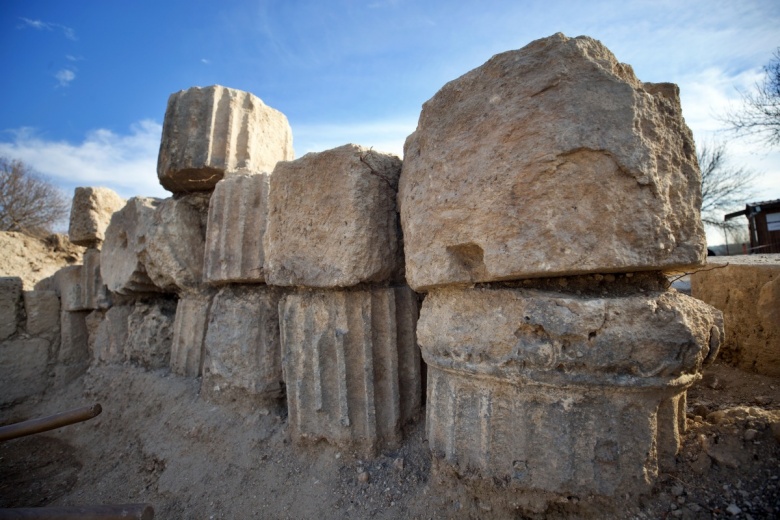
top-left (0, 33), bottom-right (727, 510)
top-left (692, 254), bottom-right (780, 377)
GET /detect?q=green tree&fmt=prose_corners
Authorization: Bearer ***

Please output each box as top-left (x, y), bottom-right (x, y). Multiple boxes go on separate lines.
top-left (0, 157), bottom-right (69, 236)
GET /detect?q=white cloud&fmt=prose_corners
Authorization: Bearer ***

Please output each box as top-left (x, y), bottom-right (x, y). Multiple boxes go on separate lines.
top-left (0, 121), bottom-right (166, 200)
top-left (201, 58), bottom-right (211, 65)
top-left (55, 69), bottom-right (75, 87)
top-left (17, 17), bottom-right (77, 40)
top-left (65, 54), bottom-right (84, 62)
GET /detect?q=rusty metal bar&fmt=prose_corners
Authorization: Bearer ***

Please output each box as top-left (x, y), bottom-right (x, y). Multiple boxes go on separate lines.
top-left (0, 404), bottom-right (102, 442)
top-left (0, 504), bottom-right (153, 520)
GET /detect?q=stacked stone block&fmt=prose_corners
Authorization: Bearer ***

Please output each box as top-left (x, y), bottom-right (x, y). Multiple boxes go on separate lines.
top-left (0, 277), bottom-right (60, 406)
top-left (204, 174), bottom-right (270, 284)
top-left (399, 33), bottom-right (723, 503)
top-left (157, 85), bottom-right (294, 193)
top-left (266, 144), bottom-right (421, 454)
top-left (280, 287), bottom-right (421, 453)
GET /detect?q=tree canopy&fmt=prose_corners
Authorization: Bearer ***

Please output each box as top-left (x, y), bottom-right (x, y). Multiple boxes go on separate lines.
top-left (698, 141), bottom-right (757, 229)
top-left (0, 157), bottom-right (70, 236)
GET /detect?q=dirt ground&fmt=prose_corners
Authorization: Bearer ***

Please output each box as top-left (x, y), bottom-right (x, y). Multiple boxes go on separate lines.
top-left (1, 362), bottom-right (778, 519)
top-left (0, 231), bottom-right (84, 289)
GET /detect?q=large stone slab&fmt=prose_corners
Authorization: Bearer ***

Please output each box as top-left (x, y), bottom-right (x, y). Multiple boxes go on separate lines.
top-left (280, 286), bottom-right (422, 455)
top-left (124, 299), bottom-right (176, 370)
top-left (170, 294), bottom-right (212, 377)
top-left (0, 277), bottom-right (23, 340)
top-left (23, 290), bottom-right (60, 345)
top-left (399, 33), bottom-right (706, 291)
top-left (56, 310), bottom-right (90, 385)
top-left (144, 193), bottom-right (210, 294)
top-left (0, 338), bottom-right (49, 407)
top-left (91, 305), bottom-right (133, 364)
top-left (53, 265), bottom-right (85, 311)
top-left (202, 285), bottom-right (284, 405)
top-left (101, 197), bottom-right (162, 295)
top-left (691, 254), bottom-right (780, 376)
top-left (157, 85), bottom-right (294, 193)
top-left (204, 174), bottom-right (270, 284)
top-left (265, 144), bottom-right (403, 288)
top-left (68, 187), bottom-right (126, 247)
top-left (418, 287), bottom-right (722, 497)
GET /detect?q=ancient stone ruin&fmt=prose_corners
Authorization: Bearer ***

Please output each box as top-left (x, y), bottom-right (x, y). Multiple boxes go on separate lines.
top-left (0, 33), bottom-right (731, 515)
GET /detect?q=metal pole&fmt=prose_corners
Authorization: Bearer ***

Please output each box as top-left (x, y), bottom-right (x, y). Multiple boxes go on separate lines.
top-left (0, 404), bottom-right (102, 442)
top-left (0, 504), bottom-right (154, 520)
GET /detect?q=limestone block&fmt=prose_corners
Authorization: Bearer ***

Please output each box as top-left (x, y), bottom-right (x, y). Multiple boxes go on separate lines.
top-left (0, 338), bottom-right (49, 407)
top-left (144, 193), bottom-right (210, 294)
top-left (0, 277), bottom-right (23, 340)
top-left (418, 287), bottom-right (722, 497)
top-left (170, 294), bottom-right (212, 377)
top-left (399, 33), bottom-right (706, 291)
top-left (23, 290), bottom-right (60, 344)
top-left (92, 305), bottom-right (133, 364)
top-left (81, 248), bottom-right (111, 309)
top-left (68, 187), bottom-right (126, 247)
top-left (53, 265), bottom-right (85, 311)
top-left (204, 174), bottom-right (270, 284)
top-left (124, 300), bottom-right (176, 370)
top-left (280, 286), bottom-right (422, 454)
top-left (59, 310), bottom-right (90, 365)
top-left (157, 85), bottom-right (294, 193)
top-left (265, 144), bottom-right (403, 288)
top-left (202, 285), bottom-right (284, 404)
top-left (691, 254), bottom-right (780, 376)
top-left (101, 197), bottom-right (162, 295)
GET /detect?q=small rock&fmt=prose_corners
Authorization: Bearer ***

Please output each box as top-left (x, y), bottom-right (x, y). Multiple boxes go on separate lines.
top-left (671, 510), bottom-right (683, 518)
top-left (744, 429), bottom-right (759, 441)
top-left (726, 503), bottom-right (741, 515)
top-left (358, 471), bottom-right (370, 484)
top-left (753, 395), bottom-right (772, 406)
top-left (671, 484), bottom-right (685, 497)
top-left (393, 458), bottom-right (404, 471)
top-left (703, 373), bottom-right (722, 389)
top-left (692, 404), bottom-right (710, 417)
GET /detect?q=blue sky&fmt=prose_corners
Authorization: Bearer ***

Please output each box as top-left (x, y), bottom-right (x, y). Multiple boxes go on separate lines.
top-left (1, 0), bottom-right (779, 245)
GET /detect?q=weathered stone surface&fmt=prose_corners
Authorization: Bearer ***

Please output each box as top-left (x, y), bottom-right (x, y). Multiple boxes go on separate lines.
top-left (280, 286), bottom-right (421, 454)
top-left (204, 174), bottom-right (269, 284)
top-left (56, 310), bottom-right (90, 385)
top-left (23, 290), bottom-right (60, 343)
top-left (0, 338), bottom-right (49, 407)
top-left (691, 254), bottom-right (780, 376)
top-left (202, 285), bottom-right (283, 404)
top-left (101, 197), bottom-right (162, 295)
top-left (0, 277), bottom-right (23, 340)
top-left (68, 187), bottom-right (126, 247)
top-left (399, 33), bottom-right (705, 291)
top-left (170, 294), bottom-right (212, 377)
top-left (418, 287), bottom-right (722, 497)
top-left (144, 193), bottom-right (210, 294)
top-left (59, 310), bottom-right (90, 365)
top-left (157, 85), bottom-right (294, 193)
top-left (81, 248), bottom-right (111, 309)
top-left (53, 265), bottom-right (85, 311)
top-left (92, 305), bottom-right (133, 364)
top-left (265, 144), bottom-right (403, 288)
top-left (124, 299), bottom-right (176, 370)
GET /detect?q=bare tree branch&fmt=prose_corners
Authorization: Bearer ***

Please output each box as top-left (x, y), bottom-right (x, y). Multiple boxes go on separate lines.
top-left (0, 157), bottom-right (70, 236)
top-left (720, 48), bottom-right (780, 146)
top-left (697, 141), bottom-right (757, 230)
